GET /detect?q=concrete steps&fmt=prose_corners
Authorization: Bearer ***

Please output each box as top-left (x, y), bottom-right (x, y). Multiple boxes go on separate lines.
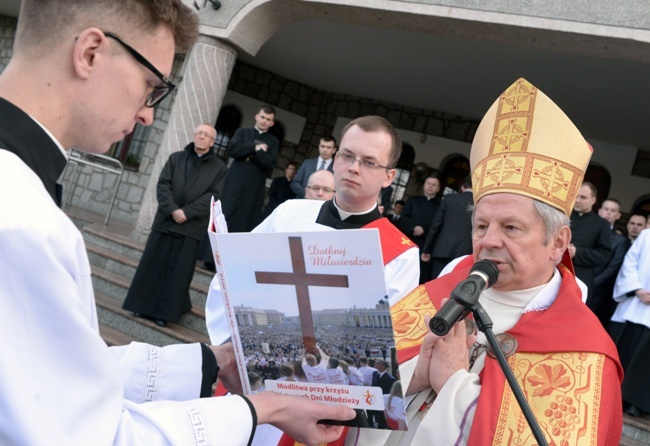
top-left (66, 207), bottom-right (650, 444)
top-left (622, 414), bottom-right (650, 445)
top-left (95, 291), bottom-right (210, 346)
top-left (76, 218), bottom-right (214, 347)
top-left (99, 323), bottom-right (141, 346)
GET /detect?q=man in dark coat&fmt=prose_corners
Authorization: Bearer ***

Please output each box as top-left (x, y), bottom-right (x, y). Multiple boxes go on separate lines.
top-left (568, 181), bottom-right (612, 300)
top-left (421, 177), bottom-right (474, 279)
top-left (261, 161), bottom-right (297, 218)
top-left (123, 124), bottom-right (227, 326)
top-left (220, 105), bottom-right (279, 232)
top-left (590, 198), bottom-right (631, 328)
top-left (401, 176), bottom-right (441, 283)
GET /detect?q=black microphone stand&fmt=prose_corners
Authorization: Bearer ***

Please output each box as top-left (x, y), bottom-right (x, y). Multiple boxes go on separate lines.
top-left (472, 303), bottom-right (549, 446)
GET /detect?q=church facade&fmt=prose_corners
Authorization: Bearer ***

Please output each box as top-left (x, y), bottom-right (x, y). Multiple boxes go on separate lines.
top-left (1, 1), bottom-right (649, 235)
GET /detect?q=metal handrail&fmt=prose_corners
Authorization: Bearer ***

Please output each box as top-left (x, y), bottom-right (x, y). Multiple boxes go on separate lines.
top-left (62, 149), bottom-right (125, 225)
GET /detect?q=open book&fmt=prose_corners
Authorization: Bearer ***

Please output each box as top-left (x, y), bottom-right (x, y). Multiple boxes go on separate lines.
top-left (207, 199), bottom-right (408, 430)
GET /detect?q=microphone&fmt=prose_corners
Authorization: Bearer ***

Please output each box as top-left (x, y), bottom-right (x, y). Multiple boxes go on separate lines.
top-left (428, 259), bottom-right (499, 336)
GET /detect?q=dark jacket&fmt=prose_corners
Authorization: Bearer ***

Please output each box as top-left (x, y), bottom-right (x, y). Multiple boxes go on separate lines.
top-left (220, 127), bottom-right (279, 232)
top-left (570, 210), bottom-right (612, 294)
top-left (290, 156), bottom-right (334, 198)
top-left (594, 230), bottom-right (631, 287)
top-left (372, 370), bottom-right (397, 395)
top-left (152, 143), bottom-right (227, 241)
top-left (401, 195), bottom-right (441, 247)
top-left (423, 191), bottom-right (474, 259)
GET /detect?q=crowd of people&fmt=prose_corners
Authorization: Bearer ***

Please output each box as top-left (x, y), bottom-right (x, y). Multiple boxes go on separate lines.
top-left (1, 0), bottom-right (649, 444)
top-left (236, 323), bottom-right (394, 381)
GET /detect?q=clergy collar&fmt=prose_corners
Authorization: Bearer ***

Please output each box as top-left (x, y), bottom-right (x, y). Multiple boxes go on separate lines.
top-left (316, 199), bottom-right (382, 229)
top-left (333, 197), bottom-right (378, 220)
top-left (254, 126), bottom-right (267, 134)
top-left (481, 268), bottom-right (561, 314)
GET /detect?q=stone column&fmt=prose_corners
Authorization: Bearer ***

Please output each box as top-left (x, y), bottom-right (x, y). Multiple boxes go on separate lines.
top-left (134, 36), bottom-right (237, 239)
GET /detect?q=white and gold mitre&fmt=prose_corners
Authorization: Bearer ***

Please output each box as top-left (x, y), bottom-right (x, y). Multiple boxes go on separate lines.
top-left (470, 78), bottom-right (592, 216)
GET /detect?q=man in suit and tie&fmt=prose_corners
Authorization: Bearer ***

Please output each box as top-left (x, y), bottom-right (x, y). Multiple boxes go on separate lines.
top-left (291, 135), bottom-right (337, 198)
top-left (368, 359), bottom-right (397, 428)
top-left (388, 200), bottom-right (406, 231)
top-left (421, 177), bottom-right (474, 279)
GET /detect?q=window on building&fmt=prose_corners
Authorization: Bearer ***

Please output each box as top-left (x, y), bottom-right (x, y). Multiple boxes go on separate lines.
top-left (631, 149), bottom-right (650, 179)
top-left (389, 142), bottom-right (415, 205)
top-left (439, 155), bottom-right (470, 194)
top-left (108, 123), bottom-right (151, 171)
top-left (584, 164), bottom-right (611, 209)
top-left (214, 105), bottom-right (243, 161)
top-left (267, 120), bottom-right (285, 146)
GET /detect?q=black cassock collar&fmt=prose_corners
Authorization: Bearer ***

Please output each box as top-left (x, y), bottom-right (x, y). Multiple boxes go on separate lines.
top-left (315, 199), bottom-right (381, 229)
top-left (0, 97), bottom-right (67, 206)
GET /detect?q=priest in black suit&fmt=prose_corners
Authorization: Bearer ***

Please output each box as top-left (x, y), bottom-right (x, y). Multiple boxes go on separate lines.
top-left (220, 105), bottom-right (279, 232)
top-left (568, 182), bottom-right (612, 300)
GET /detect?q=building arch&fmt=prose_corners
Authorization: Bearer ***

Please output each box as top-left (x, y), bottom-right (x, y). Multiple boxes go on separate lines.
top-left (214, 104), bottom-right (243, 160)
top-left (438, 154), bottom-right (470, 193)
top-left (584, 163), bottom-right (611, 208)
top-left (268, 119), bottom-right (286, 146)
top-left (631, 194), bottom-right (650, 217)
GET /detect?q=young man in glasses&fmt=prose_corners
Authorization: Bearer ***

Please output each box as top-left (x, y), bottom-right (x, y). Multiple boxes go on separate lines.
top-left (0, 1), bottom-right (355, 444)
top-left (206, 115), bottom-right (420, 444)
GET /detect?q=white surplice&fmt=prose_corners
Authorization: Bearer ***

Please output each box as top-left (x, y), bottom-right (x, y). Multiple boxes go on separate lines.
top-left (611, 229), bottom-right (650, 328)
top-left (0, 150), bottom-right (255, 445)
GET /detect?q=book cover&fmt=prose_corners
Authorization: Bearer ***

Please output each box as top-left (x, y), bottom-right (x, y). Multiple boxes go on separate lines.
top-left (207, 199), bottom-right (408, 430)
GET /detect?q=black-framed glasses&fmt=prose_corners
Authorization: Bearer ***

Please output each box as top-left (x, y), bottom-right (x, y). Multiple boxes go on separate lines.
top-left (103, 31), bottom-right (175, 107)
top-left (335, 151), bottom-right (392, 171)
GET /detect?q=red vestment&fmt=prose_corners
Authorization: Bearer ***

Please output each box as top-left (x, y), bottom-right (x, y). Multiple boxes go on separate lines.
top-left (393, 256), bottom-right (623, 445)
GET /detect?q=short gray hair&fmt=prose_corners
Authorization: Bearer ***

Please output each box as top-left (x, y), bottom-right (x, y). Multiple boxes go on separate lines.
top-left (533, 200), bottom-right (570, 244)
top-left (471, 198), bottom-right (570, 245)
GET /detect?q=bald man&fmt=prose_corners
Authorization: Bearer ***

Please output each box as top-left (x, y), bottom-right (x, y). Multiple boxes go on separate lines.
top-left (305, 169), bottom-right (336, 200)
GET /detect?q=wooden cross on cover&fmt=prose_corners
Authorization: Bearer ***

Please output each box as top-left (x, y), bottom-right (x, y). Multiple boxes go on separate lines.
top-left (255, 236), bottom-right (349, 355)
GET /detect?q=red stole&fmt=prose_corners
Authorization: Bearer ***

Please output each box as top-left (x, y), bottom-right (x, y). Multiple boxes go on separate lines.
top-left (363, 217), bottom-right (416, 265)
